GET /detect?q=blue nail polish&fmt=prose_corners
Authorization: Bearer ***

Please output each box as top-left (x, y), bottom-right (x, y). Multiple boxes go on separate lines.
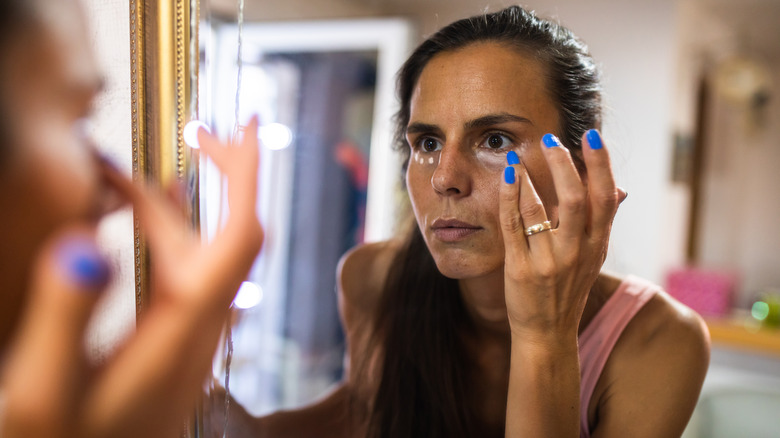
top-left (504, 166), bottom-right (515, 184)
top-left (586, 129), bottom-right (603, 150)
top-left (57, 239), bottom-right (110, 290)
top-left (506, 150), bottom-right (520, 165)
top-left (542, 133), bottom-right (560, 148)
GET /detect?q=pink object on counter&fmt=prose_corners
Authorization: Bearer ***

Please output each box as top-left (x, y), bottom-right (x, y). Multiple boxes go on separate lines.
top-left (665, 267), bottom-right (736, 317)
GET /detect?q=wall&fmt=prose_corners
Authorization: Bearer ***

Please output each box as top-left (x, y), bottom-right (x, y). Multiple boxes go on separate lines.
top-left (81, 0), bottom-right (136, 360)
top-left (674, 0), bottom-right (780, 306)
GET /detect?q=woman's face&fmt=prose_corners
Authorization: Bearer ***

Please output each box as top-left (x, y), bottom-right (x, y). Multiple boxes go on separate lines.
top-left (0, 2), bottom-right (103, 241)
top-left (405, 42), bottom-right (562, 279)
top-left (0, 1), bottom-right (104, 346)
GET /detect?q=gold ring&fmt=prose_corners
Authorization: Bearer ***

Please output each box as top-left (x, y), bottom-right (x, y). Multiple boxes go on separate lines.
top-left (524, 220), bottom-right (552, 236)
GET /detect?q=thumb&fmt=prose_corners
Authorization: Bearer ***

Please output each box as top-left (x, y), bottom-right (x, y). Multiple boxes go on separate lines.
top-left (1, 227), bottom-right (110, 437)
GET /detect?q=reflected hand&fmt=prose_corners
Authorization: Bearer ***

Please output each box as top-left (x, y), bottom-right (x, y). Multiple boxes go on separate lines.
top-left (202, 383), bottom-right (263, 438)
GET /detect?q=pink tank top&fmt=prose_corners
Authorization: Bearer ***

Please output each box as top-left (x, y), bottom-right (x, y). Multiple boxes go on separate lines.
top-left (578, 275), bottom-right (658, 437)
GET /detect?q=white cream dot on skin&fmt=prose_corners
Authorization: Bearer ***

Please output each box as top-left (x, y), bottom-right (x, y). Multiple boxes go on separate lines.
top-left (428, 157), bottom-right (434, 165)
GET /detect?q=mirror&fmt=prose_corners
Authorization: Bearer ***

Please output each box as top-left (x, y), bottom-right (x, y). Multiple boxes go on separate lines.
top-left (196, 7), bottom-right (413, 428)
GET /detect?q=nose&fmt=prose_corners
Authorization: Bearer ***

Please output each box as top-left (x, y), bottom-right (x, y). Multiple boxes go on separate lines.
top-left (431, 145), bottom-right (472, 197)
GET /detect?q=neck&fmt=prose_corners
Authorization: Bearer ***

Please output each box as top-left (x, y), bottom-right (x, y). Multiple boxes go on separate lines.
top-left (458, 268), bottom-right (511, 340)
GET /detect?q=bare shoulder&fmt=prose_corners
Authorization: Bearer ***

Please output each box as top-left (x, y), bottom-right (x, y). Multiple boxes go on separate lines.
top-left (621, 282), bottom-right (711, 360)
top-left (591, 275), bottom-right (711, 437)
top-left (337, 239), bottom-right (402, 324)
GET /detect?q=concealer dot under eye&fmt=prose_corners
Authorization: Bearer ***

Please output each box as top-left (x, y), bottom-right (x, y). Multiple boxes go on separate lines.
top-left (412, 150), bottom-right (440, 168)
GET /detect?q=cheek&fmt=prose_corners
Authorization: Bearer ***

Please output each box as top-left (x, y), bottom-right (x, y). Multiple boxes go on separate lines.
top-left (17, 117), bottom-right (99, 224)
top-left (405, 152), bottom-right (437, 207)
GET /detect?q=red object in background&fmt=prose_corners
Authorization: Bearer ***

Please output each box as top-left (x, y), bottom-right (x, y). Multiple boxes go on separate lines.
top-left (665, 268), bottom-right (737, 317)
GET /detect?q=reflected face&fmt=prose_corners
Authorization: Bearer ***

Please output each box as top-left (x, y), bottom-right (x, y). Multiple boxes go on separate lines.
top-left (405, 42), bottom-right (561, 279)
top-left (0, 0), bottom-right (103, 345)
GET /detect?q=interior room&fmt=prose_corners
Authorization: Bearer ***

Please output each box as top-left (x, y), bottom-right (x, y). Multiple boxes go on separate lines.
top-left (76, 0), bottom-right (780, 436)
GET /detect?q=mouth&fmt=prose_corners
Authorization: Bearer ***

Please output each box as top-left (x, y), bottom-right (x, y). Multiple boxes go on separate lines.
top-left (430, 218), bottom-right (482, 242)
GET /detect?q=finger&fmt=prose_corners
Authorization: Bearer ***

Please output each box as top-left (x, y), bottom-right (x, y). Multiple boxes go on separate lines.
top-left (1, 228), bottom-right (110, 435)
top-left (198, 116), bottom-right (259, 173)
top-left (97, 158), bottom-right (191, 259)
top-left (163, 180), bottom-right (188, 222)
top-left (198, 116), bottom-right (260, 218)
top-left (516, 163), bottom-right (553, 255)
top-left (499, 158), bottom-right (527, 253)
top-left (581, 129), bottom-right (618, 239)
top-left (540, 134), bottom-right (587, 241)
top-left (197, 127), bottom-right (231, 171)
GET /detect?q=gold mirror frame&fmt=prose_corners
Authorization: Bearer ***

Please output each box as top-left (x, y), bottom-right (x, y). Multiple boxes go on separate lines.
top-left (130, 0), bottom-right (198, 318)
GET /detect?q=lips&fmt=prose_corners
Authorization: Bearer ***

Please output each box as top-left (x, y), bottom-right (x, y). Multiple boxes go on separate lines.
top-left (431, 218), bottom-right (482, 242)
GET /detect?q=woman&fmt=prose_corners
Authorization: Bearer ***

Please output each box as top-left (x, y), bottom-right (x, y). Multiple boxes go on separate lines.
top-left (212, 5), bottom-right (710, 438)
top-left (0, 1), bottom-right (263, 437)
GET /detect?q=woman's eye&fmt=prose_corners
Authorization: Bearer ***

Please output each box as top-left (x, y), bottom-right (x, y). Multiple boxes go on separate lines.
top-left (419, 137), bottom-right (441, 152)
top-left (483, 133), bottom-right (512, 149)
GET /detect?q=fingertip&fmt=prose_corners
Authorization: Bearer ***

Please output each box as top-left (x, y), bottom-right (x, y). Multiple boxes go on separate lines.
top-left (586, 129), bottom-right (603, 150)
top-left (542, 133), bottom-right (560, 148)
top-left (504, 166), bottom-right (516, 185)
top-left (53, 236), bottom-right (111, 292)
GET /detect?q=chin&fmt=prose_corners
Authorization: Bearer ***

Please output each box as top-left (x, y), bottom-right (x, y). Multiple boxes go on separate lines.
top-left (430, 252), bottom-right (503, 280)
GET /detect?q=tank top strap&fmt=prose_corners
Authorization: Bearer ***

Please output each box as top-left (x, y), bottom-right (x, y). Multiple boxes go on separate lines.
top-left (578, 275), bottom-right (658, 437)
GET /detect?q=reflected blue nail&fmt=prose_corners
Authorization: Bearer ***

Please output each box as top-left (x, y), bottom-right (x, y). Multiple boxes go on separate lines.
top-left (504, 166), bottom-right (515, 184)
top-left (542, 133), bottom-right (560, 148)
top-left (56, 239), bottom-right (110, 290)
top-left (506, 150), bottom-right (520, 165)
top-left (586, 129), bottom-right (603, 150)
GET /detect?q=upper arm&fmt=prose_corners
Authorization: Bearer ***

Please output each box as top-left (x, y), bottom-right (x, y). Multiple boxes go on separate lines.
top-left (591, 294), bottom-right (711, 438)
top-left (336, 240), bottom-right (397, 381)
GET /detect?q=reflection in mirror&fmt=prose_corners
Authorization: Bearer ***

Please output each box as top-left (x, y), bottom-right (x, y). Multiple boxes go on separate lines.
top-left (197, 16), bottom-right (413, 421)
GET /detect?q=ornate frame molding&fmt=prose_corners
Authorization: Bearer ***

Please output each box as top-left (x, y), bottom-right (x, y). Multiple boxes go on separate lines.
top-left (130, 0), bottom-right (197, 319)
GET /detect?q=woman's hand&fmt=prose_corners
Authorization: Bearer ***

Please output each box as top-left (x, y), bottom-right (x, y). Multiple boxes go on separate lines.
top-left (202, 383), bottom-right (265, 438)
top-left (499, 129), bottom-right (618, 340)
top-left (0, 118), bottom-right (263, 438)
top-left (500, 129), bottom-right (619, 438)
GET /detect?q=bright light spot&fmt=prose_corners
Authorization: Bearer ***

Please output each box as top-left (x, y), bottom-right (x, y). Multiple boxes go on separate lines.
top-left (752, 301), bottom-right (770, 321)
top-left (183, 120), bottom-right (211, 149)
top-left (259, 123), bottom-right (293, 150)
top-left (233, 281), bottom-right (263, 310)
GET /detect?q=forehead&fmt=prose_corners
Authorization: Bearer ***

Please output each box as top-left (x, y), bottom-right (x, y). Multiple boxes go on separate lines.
top-left (410, 42), bottom-right (558, 127)
top-left (25, 0), bottom-right (101, 95)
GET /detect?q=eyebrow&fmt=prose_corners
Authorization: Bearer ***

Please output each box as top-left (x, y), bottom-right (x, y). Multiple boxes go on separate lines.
top-left (464, 113), bottom-right (534, 129)
top-left (406, 112), bottom-right (534, 136)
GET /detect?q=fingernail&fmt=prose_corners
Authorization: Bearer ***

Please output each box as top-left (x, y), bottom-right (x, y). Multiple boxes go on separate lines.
top-left (96, 152), bottom-right (121, 171)
top-left (56, 238), bottom-right (110, 290)
top-left (542, 133), bottom-right (560, 148)
top-left (586, 129), bottom-right (603, 150)
top-left (504, 166), bottom-right (515, 184)
top-left (506, 150), bottom-right (520, 165)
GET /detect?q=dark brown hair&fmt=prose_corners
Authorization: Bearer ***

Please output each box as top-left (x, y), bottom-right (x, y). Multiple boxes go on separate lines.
top-left (362, 5), bottom-right (603, 437)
